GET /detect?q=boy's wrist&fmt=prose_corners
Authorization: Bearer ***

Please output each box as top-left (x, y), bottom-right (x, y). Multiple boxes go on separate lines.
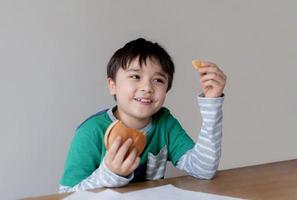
top-left (198, 93), bottom-right (225, 98)
top-left (197, 93), bottom-right (225, 107)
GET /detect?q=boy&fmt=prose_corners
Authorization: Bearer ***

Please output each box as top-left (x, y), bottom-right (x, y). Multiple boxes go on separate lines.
top-left (59, 38), bottom-right (227, 193)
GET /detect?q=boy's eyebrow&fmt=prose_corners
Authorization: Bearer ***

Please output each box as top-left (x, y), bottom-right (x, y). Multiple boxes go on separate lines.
top-left (126, 68), bottom-right (140, 72)
top-left (126, 68), bottom-right (168, 80)
top-left (155, 72), bottom-right (168, 80)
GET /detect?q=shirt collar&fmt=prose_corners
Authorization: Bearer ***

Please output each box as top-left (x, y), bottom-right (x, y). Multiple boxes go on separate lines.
top-left (107, 106), bottom-right (152, 134)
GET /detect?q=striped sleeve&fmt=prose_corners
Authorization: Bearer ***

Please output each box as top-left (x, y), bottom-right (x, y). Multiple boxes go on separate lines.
top-left (176, 94), bottom-right (224, 179)
top-left (58, 159), bottom-right (134, 193)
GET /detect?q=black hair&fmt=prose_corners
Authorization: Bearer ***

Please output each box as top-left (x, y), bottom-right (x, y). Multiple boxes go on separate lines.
top-left (107, 38), bottom-right (175, 91)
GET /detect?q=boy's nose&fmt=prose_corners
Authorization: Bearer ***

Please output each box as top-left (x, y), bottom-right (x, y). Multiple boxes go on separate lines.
top-left (140, 81), bottom-right (153, 93)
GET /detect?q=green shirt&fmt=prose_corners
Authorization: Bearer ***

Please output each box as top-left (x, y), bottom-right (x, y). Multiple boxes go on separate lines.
top-left (60, 107), bottom-right (194, 187)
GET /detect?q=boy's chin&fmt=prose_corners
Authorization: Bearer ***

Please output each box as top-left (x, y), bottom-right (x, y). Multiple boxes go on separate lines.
top-left (133, 113), bottom-right (153, 120)
top-left (133, 109), bottom-right (159, 119)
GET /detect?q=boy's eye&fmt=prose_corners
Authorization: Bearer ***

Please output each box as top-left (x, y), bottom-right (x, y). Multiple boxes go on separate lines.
top-left (129, 75), bottom-right (140, 79)
top-left (154, 78), bottom-right (165, 84)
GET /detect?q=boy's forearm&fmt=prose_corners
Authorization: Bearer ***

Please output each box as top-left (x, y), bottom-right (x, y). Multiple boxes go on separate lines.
top-left (176, 94), bottom-right (224, 179)
top-left (59, 159), bottom-right (133, 193)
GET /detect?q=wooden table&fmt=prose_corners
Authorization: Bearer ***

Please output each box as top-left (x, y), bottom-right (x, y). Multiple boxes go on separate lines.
top-left (23, 159), bottom-right (297, 200)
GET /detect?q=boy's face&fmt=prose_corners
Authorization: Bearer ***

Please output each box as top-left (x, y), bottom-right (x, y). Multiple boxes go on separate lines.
top-left (107, 58), bottom-right (168, 127)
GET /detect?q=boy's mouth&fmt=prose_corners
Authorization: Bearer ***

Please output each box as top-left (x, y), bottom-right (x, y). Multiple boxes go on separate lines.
top-left (134, 98), bottom-right (153, 103)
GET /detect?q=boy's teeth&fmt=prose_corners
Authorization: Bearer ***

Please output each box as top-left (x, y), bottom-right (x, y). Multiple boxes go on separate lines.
top-left (136, 98), bottom-right (152, 103)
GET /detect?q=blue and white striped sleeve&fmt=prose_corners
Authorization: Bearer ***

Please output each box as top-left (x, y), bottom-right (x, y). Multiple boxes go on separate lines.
top-left (58, 159), bottom-right (134, 193)
top-left (176, 94), bottom-right (224, 179)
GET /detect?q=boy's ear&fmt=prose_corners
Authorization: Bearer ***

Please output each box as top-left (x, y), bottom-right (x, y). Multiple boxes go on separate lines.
top-left (107, 78), bottom-right (116, 95)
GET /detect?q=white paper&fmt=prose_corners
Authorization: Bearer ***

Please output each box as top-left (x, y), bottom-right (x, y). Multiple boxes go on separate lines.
top-left (63, 189), bottom-right (124, 200)
top-left (93, 189), bottom-right (124, 200)
top-left (63, 184), bottom-right (245, 200)
top-left (123, 184), bottom-right (244, 200)
top-left (63, 190), bottom-right (97, 200)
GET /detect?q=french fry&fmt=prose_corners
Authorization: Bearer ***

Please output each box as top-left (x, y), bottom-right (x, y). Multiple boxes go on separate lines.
top-left (192, 59), bottom-right (201, 70)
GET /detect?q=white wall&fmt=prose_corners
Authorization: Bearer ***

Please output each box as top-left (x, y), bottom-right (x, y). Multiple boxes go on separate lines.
top-left (1, 1), bottom-right (296, 199)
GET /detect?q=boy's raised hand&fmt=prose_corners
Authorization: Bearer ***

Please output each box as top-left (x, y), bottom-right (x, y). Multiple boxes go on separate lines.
top-left (104, 136), bottom-right (140, 177)
top-left (198, 61), bottom-right (227, 98)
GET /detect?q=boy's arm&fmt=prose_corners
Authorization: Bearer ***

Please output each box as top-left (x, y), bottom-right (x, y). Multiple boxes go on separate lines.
top-left (176, 95), bottom-right (224, 179)
top-left (59, 159), bottom-right (134, 193)
top-left (59, 127), bottom-right (135, 193)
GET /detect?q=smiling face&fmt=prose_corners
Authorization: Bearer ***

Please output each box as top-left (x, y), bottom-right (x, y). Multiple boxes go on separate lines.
top-left (107, 57), bottom-right (168, 129)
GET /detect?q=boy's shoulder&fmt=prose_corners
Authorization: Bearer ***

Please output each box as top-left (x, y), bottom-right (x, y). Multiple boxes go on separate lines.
top-left (76, 108), bottom-right (111, 131)
top-left (156, 107), bottom-right (170, 115)
top-left (153, 107), bottom-right (185, 127)
top-left (154, 107), bottom-right (173, 119)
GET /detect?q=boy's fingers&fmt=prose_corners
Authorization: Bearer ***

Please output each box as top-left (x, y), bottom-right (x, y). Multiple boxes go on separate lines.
top-left (129, 157), bottom-right (141, 172)
top-left (106, 136), bottom-right (122, 161)
top-left (201, 61), bottom-right (219, 68)
top-left (113, 138), bottom-right (133, 164)
top-left (199, 63), bottom-right (226, 78)
top-left (199, 65), bottom-right (221, 75)
top-left (122, 148), bottom-right (138, 171)
top-left (200, 72), bottom-right (226, 86)
top-left (202, 79), bottom-right (224, 91)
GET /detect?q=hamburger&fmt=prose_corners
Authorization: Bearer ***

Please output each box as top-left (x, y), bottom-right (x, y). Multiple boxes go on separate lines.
top-left (104, 120), bottom-right (146, 157)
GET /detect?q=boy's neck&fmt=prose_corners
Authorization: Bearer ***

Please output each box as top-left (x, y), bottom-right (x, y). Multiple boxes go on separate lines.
top-left (113, 109), bottom-right (151, 130)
